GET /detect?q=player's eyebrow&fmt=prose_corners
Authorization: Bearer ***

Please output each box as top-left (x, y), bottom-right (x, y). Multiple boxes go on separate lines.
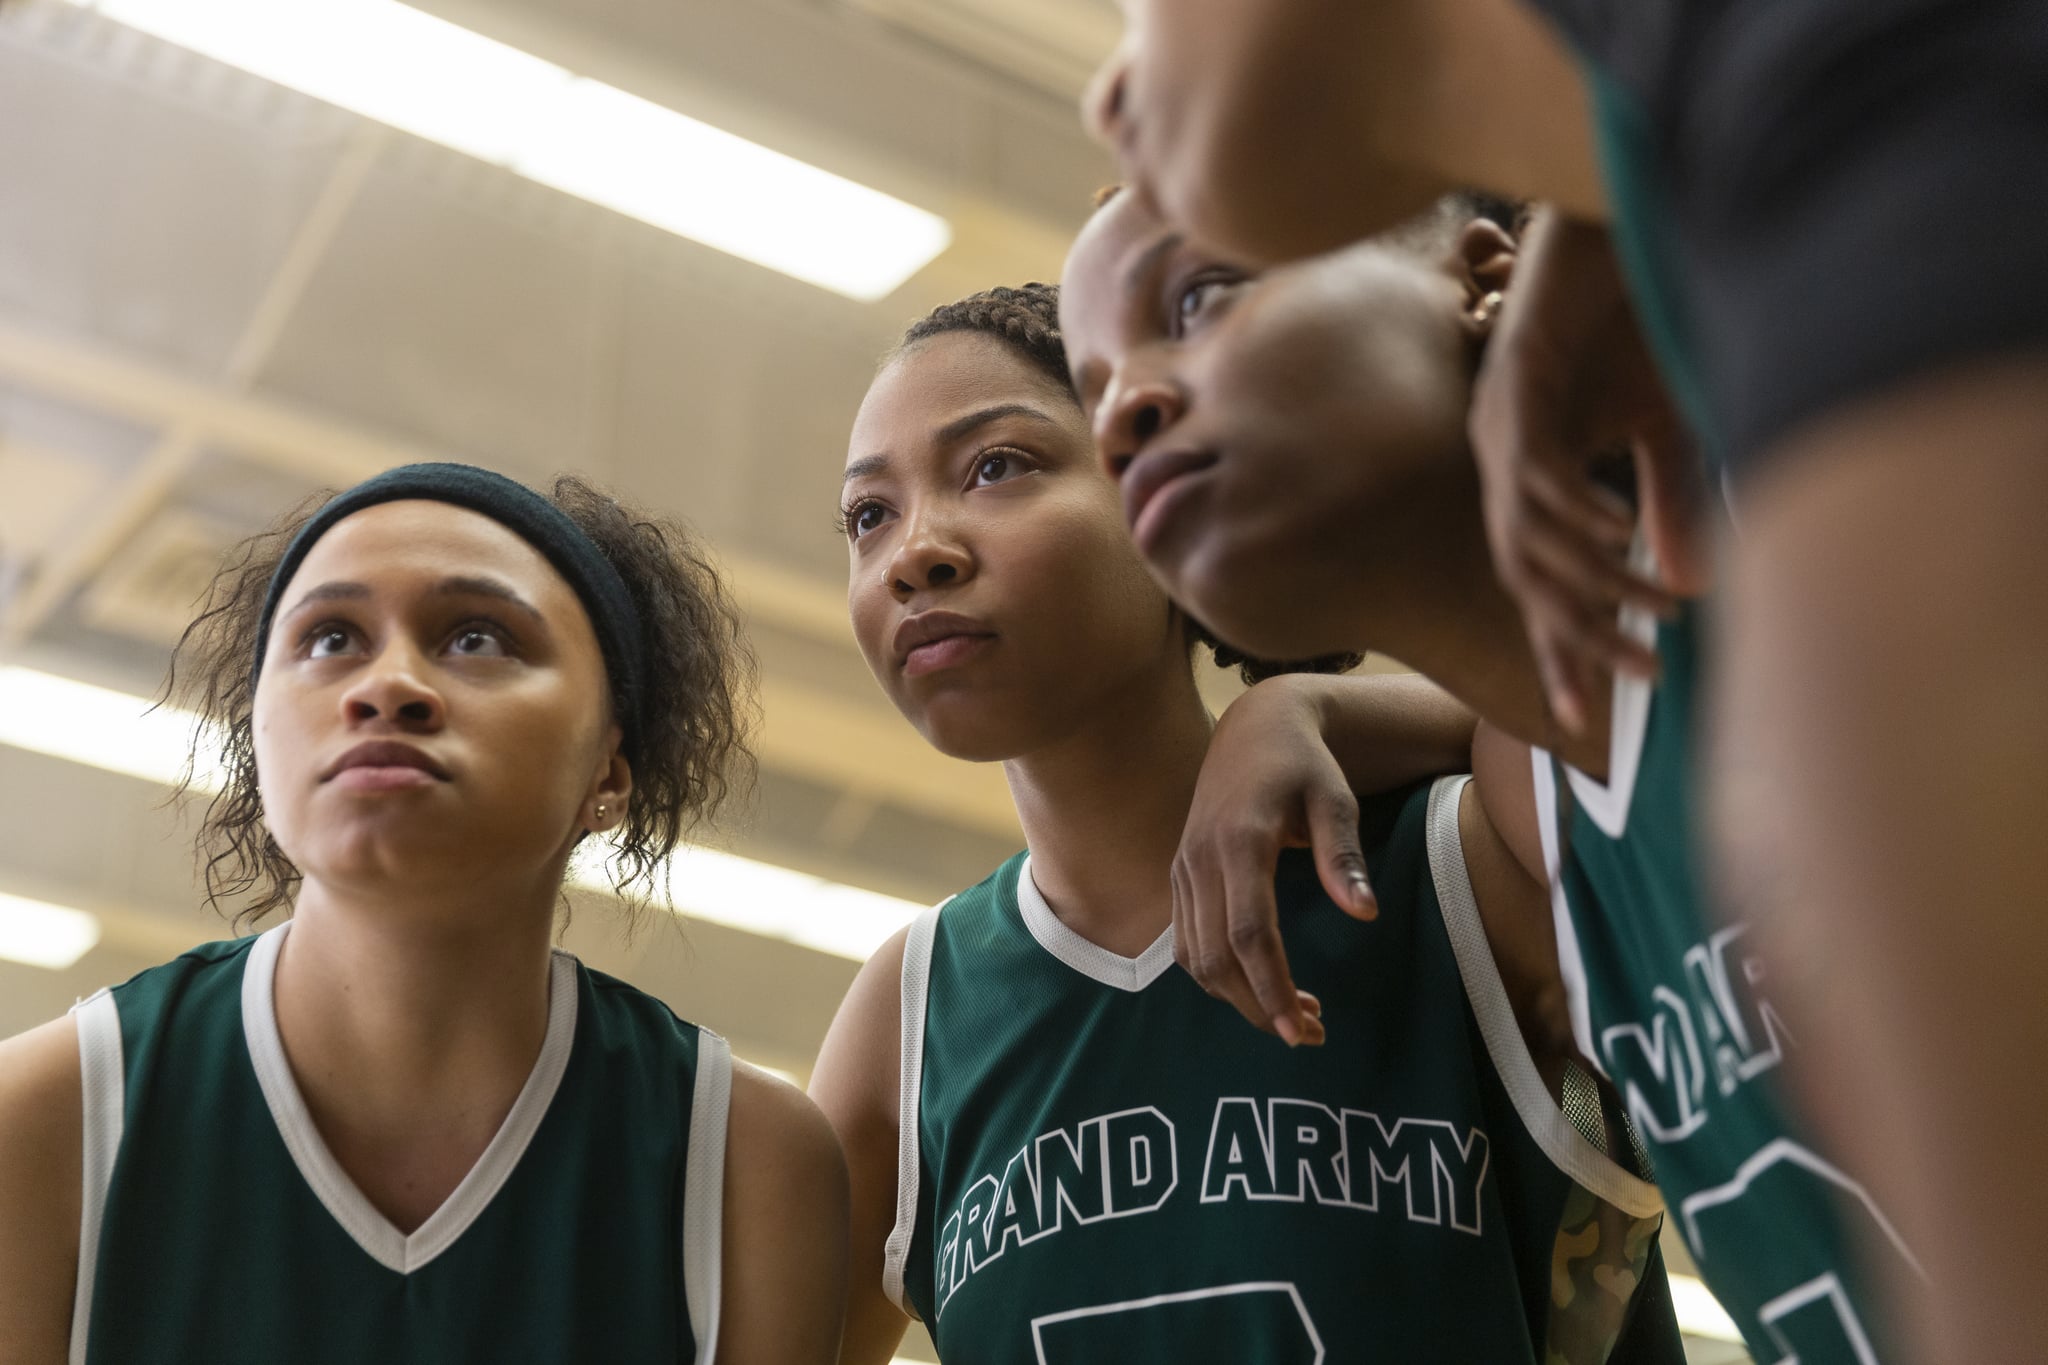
top-left (281, 576), bottom-right (545, 627)
top-left (933, 402), bottom-right (1060, 447)
top-left (1123, 231), bottom-right (1184, 300)
top-left (843, 455), bottom-right (890, 485)
top-left (282, 580), bottom-right (371, 618)
top-left (432, 575), bottom-right (544, 625)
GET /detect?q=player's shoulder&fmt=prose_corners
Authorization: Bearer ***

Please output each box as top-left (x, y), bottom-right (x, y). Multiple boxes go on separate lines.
top-left (0, 1013), bottom-right (84, 1350)
top-left (729, 1061), bottom-right (850, 1227)
top-left (733, 1061), bottom-right (844, 1170)
top-left (809, 901), bottom-right (934, 1164)
top-left (813, 917), bottom-right (913, 1105)
top-left (0, 1012), bottom-right (82, 1132)
top-left (720, 1062), bottom-right (852, 1358)
top-left (844, 919), bottom-right (914, 1038)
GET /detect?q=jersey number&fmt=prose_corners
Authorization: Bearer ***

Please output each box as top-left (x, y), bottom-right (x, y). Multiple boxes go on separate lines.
top-left (1681, 1140), bottom-right (1921, 1365)
top-left (1030, 1282), bottom-right (1323, 1365)
top-left (1755, 1275), bottom-right (1881, 1365)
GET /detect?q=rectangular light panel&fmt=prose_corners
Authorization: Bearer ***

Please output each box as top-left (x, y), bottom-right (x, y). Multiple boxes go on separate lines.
top-left (66, 0), bottom-right (952, 300)
top-left (0, 891), bottom-right (101, 969)
top-left (1668, 1273), bottom-right (1744, 1343)
top-left (0, 667), bottom-right (923, 960)
top-left (0, 665), bottom-right (212, 789)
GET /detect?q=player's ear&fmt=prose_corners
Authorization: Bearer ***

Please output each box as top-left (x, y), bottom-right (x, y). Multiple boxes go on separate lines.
top-left (1450, 219), bottom-right (1518, 304)
top-left (583, 724), bottom-right (633, 832)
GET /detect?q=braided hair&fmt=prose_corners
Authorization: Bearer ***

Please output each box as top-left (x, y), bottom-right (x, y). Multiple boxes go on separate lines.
top-left (896, 284), bottom-right (1363, 687)
top-left (900, 282), bottom-right (1070, 395)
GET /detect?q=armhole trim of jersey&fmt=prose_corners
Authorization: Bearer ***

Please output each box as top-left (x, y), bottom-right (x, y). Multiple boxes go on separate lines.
top-left (1560, 537), bottom-right (1658, 838)
top-left (1426, 776), bottom-right (1663, 1219)
top-left (69, 986), bottom-right (124, 1365)
top-left (684, 1027), bottom-right (732, 1365)
top-left (1531, 746), bottom-right (1601, 1069)
top-left (882, 896), bottom-right (947, 1319)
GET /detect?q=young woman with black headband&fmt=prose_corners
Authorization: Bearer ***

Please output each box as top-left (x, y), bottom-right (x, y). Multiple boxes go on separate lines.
top-left (0, 463), bottom-right (847, 1365)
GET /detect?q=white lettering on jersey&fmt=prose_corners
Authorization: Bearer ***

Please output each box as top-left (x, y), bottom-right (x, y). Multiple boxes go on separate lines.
top-left (1198, 1098), bottom-right (1489, 1234)
top-left (935, 1097), bottom-right (1488, 1319)
top-left (1601, 924), bottom-right (1785, 1142)
top-left (936, 1106), bottom-right (1177, 1319)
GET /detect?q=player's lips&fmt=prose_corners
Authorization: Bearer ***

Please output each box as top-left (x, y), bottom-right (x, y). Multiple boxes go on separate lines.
top-left (1120, 448), bottom-right (1217, 553)
top-left (322, 740), bottom-right (449, 791)
top-left (894, 610), bottom-right (997, 679)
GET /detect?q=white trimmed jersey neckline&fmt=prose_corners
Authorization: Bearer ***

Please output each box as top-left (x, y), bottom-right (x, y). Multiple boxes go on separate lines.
top-left (1014, 854), bottom-right (1177, 993)
top-left (239, 920), bottom-right (580, 1275)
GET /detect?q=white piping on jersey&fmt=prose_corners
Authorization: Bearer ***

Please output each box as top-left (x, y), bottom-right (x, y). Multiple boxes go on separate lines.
top-left (1016, 855), bottom-right (1177, 992)
top-left (241, 921), bottom-right (580, 1275)
top-left (683, 1029), bottom-right (733, 1365)
top-left (1426, 776), bottom-right (1663, 1219)
top-left (883, 897), bottom-right (947, 1318)
top-left (1530, 749), bottom-right (1603, 1073)
top-left (1558, 536), bottom-right (1660, 839)
top-left (68, 987), bottom-right (125, 1365)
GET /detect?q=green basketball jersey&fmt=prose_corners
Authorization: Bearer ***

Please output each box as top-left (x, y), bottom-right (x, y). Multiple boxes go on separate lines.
top-left (890, 776), bottom-right (1684, 1364)
top-left (67, 922), bottom-right (730, 1365)
top-left (1534, 599), bottom-right (1922, 1363)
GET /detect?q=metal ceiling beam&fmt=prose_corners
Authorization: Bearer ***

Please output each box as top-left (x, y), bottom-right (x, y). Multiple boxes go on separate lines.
top-left (1, 123), bottom-right (388, 647)
top-left (0, 317), bottom-right (871, 649)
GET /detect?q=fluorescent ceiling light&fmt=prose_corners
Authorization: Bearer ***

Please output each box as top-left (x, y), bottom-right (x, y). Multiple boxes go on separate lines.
top-left (569, 843), bottom-right (922, 962)
top-left (0, 665), bottom-right (214, 789)
top-left (0, 667), bottom-right (923, 959)
top-left (0, 891), bottom-right (102, 969)
top-left (67, 0), bottom-right (952, 300)
top-left (1668, 1274), bottom-right (1744, 1343)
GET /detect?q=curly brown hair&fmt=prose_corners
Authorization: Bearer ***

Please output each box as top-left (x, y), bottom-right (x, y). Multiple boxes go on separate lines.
top-left (166, 474), bottom-right (758, 927)
top-left (896, 283), bottom-right (1363, 687)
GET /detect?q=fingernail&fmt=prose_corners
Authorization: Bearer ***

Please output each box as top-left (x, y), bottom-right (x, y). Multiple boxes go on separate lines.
top-left (1350, 875), bottom-right (1379, 919)
top-left (1274, 1014), bottom-right (1301, 1047)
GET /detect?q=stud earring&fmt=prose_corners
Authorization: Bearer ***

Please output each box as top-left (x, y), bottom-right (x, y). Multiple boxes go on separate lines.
top-left (595, 803), bottom-right (608, 823)
top-left (1472, 291), bottom-right (1505, 325)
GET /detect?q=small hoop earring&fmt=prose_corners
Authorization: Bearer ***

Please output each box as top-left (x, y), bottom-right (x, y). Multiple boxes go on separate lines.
top-left (1472, 291), bottom-right (1505, 325)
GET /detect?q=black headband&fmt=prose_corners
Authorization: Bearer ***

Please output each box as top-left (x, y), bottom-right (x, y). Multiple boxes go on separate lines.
top-left (253, 463), bottom-right (646, 761)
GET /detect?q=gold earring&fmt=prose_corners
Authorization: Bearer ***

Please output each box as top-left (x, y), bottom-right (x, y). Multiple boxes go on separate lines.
top-left (595, 803), bottom-right (608, 823)
top-left (1473, 291), bottom-right (1505, 325)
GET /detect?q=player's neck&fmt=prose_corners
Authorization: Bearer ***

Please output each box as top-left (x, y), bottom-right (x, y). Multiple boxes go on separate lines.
top-left (268, 880), bottom-right (559, 1229)
top-left (1002, 654), bottom-right (1213, 959)
top-left (1360, 505), bottom-right (1612, 777)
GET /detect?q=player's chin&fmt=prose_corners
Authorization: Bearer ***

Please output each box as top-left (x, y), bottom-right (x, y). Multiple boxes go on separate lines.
top-left (906, 693), bottom-right (1035, 765)
top-left (1170, 539), bottom-right (1334, 663)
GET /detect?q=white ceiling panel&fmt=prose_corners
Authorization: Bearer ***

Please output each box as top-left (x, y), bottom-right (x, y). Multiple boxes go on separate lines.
top-left (254, 164), bottom-right (610, 476)
top-left (0, 24), bottom-right (353, 380)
